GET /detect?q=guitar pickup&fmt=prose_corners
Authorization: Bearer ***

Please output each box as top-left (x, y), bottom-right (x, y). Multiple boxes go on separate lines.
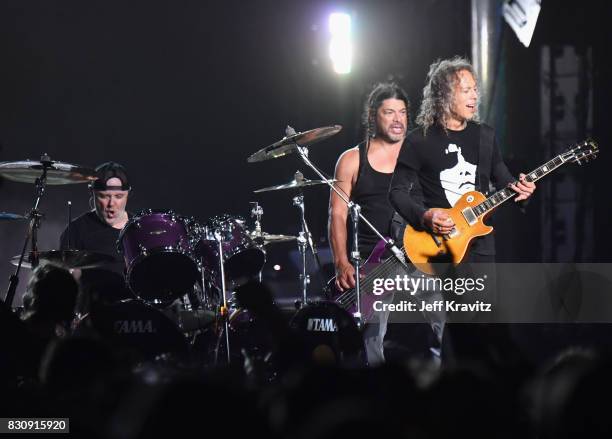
top-left (461, 207), bottom-right (477, 225)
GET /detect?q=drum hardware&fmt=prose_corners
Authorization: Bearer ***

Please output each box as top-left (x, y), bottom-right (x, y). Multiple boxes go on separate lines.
top-left (212, 227), bottom-right (231, 364)
top-left (250, 202), bottom-right (264, 282)
top-left (10, 250), bottom-right (116, 270)
top-left (247, 125), bottom-right (342, 163)
top-left (0, 157), bottom-right (97, 185)
top-left (291, 178), bottom-right (326, 307)
top-left (66, 200), bottom-right (72, 249)
top-left (252, 168), bottom-right (327, 308)
top-left (2, 155), bottom-right (96, 308)
top-left (252, 174), bottom-right (338, 193)
top-left (0, 212), bottom-right (27, 221)
top-left (251, 232), bottom-right (297, 245)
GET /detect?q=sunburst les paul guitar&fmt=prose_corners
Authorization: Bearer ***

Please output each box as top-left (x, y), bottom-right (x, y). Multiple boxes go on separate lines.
top-left (403, 139), bottom-right (599, 275)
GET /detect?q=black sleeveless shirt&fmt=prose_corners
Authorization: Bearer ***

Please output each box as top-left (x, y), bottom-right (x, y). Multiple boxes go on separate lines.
top-left (350, 141), bottom-right (396, 258)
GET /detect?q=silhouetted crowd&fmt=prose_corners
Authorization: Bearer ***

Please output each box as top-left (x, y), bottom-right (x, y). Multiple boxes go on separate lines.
top-left (2, 264), bottom-right (612, 438)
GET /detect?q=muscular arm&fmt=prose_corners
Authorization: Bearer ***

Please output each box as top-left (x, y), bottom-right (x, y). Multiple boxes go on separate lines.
top-left (328, 148), bottom-right (359, 290)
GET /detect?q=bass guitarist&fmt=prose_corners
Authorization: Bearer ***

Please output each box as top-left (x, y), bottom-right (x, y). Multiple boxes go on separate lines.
top-left (328, 82), bottom-right (412, 366)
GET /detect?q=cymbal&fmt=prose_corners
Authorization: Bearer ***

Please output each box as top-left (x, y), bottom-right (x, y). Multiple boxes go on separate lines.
top-left (0, 212), bottom-right (26, 221)
top-left (247, 125), bottom-right (342, 163)
top-left (251, 232), bottom-right (297, 245)
top-left (0, 159), bottom-right (97, 185)
top-left (254, 171), bottom-right (337, 193)
top-left (10, 250), bottom-right (117, 269)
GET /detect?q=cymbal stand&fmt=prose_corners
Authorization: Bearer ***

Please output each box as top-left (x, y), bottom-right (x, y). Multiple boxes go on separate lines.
top-left (292, 138), bottom-right (407, 327)
top-left (291, 176), bottom-right (326, 307)
top-left (250, 202), bottom-right (264, 282)
top-left (213, 226), bottom-right (231, 365)
top-left (4, 154), bottom-right (51, 308)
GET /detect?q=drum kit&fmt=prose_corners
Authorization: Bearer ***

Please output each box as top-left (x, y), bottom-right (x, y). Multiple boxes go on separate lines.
top-left (0, 124), bottom-right (384, 369)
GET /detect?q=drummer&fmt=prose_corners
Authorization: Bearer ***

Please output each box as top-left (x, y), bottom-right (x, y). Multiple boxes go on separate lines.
top-left (59, 162), bottom-right (132, 307)
top-left (60, 161), bottom-right (131, 257)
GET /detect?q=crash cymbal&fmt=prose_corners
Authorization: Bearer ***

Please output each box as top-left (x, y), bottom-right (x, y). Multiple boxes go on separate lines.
top-left (254, 171), bottom-right (337, 193)
top-left (10, 250), bottom-right (116, 269)
top-left (247, 125), bottom-right (342, 163)
top-left (0, 159), bottom-right (97, 185)
top-left (0, 212), bottom-right (26, 221)
top-left (251, 232), bottom-right (297, 245)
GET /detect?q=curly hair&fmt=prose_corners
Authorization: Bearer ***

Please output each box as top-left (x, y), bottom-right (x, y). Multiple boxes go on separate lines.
top-left (362, 82), bottom-right (409, 139)
top-left (415, 56), bottom-right (480, 133)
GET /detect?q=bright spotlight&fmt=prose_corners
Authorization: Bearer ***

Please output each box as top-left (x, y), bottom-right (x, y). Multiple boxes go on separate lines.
top-left (328, 12), bottom-right (352, 74)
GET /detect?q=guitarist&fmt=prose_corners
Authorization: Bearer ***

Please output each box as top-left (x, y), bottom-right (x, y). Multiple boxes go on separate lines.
top-left (328, 82), bottom-right (409, 365)
top-left (389, 56), bottom-right (536, 364)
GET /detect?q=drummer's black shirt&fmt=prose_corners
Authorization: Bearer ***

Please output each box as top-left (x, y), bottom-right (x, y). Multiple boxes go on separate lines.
top-left (59, 211), bottom-right (124, 265)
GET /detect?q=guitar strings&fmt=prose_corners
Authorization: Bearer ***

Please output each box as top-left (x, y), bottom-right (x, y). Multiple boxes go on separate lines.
top-left (335, 253), bottom-right (406, 309)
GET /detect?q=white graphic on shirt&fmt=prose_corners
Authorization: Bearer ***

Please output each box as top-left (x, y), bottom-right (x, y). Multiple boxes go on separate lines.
top-left (439, 143), bottom-right (477, 206)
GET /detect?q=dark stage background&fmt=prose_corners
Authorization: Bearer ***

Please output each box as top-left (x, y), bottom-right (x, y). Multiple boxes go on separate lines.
top-left (1, 0), bottom-right (610, 304)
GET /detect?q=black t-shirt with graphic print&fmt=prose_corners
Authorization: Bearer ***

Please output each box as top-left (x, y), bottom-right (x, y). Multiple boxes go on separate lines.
top-left (389, 122), bottom-right (516, 256)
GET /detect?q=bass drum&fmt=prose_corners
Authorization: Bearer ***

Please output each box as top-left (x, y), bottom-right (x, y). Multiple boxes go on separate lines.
top-left (75, 299), bottom-right (190, 361)
top-left (289, 301), bottom-right (366, 367)
top-left (118, 209), bottom-right (199, 304)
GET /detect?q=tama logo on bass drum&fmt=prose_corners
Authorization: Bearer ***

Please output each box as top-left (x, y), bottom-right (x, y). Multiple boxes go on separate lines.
top-left (306, 318), bottom-right (338, 332)
top-left (114, 320), bottom-right (156, 334)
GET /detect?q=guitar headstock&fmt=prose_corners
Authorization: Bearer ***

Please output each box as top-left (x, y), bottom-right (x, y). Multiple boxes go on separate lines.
top-left (562, 139), bottom-right (599, 165)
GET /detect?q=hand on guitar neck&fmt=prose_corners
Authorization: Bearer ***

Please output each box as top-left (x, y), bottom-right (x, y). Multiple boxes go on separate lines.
top-left (508, 173), bottom-right (536, 202)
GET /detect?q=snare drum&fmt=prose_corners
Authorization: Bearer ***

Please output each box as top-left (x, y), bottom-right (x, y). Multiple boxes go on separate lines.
top-left (195, 214), bottom-right (265, 288)
top-left (118, 209), bottom-right (199, 304)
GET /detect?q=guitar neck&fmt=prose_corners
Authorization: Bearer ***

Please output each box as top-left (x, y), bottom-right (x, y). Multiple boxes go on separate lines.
top-left (472, 153), bottom-right (568, 218)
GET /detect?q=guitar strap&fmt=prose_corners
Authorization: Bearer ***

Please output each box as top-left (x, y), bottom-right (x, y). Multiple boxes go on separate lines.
top-left (478, 123), bottom-right (495, 195)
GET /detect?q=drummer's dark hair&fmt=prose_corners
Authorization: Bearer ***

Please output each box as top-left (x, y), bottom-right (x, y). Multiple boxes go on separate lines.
top-left (363, 82), bottom-right (409, 139)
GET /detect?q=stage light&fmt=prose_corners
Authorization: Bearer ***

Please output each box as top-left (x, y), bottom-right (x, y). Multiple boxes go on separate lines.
top-left (273, 264), bottom-right (281, 271)
top-left (328, 12), bottom-right (352, 74)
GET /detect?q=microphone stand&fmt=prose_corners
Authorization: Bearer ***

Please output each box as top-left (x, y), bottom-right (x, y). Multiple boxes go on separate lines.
top-left (4, 154), bottom-right (51, 308)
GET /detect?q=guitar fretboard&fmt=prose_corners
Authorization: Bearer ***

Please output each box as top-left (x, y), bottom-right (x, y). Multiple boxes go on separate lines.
top-left (472, 155), bottom-right (566, 217)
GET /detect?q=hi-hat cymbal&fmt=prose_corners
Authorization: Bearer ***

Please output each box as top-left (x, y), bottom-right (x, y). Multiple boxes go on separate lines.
top-left (0, 212), bottom-right (26, 221)
top-left (254, 170), bottom-right (337, 193)
top-left (247, 125), bottom-right (342, 163)
top-left (11, 250), bottom-right (116, 269)
top-left (251, 232), bottom-right (297, 245)
top-left (0, 159), bottom-right (97, 185)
